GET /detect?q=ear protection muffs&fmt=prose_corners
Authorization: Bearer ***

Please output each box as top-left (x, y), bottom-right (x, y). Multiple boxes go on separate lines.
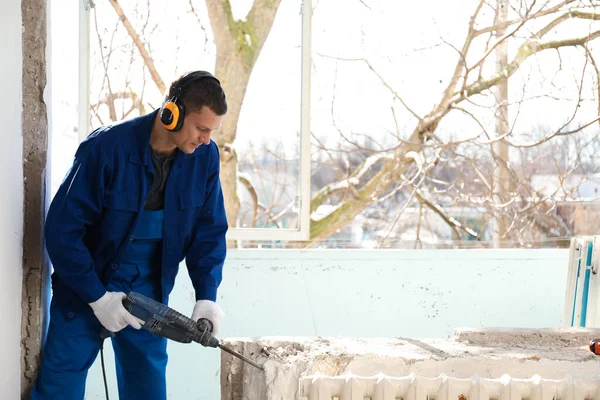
top-left (159, 71), bottom-right (220, 132)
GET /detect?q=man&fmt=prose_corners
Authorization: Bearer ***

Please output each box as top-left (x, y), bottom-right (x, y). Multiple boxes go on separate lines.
top-left (31, 71), bottom-right (229, 400)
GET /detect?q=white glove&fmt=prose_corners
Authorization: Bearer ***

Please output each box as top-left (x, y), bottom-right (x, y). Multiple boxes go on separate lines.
top-left (89, 291), bottom-right (144, 332)
top-left (191, 300), bottom-right (224, 335)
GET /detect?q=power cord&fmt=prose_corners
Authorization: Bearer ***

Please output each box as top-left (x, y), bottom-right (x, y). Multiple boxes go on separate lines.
top-left (100, 338), bottom-right (110, 400)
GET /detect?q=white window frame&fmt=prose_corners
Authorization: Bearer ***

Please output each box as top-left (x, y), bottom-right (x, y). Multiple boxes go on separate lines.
top-left (78, 0), bottom-right (312, 241)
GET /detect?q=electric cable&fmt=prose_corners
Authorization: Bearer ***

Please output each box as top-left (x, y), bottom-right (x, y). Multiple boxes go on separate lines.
top-left (100, 338), bottom-right (110, 400)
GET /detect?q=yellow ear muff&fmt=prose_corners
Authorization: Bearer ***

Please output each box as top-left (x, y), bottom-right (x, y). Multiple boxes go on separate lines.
top-left (161, 101), bottom-right (180, 131)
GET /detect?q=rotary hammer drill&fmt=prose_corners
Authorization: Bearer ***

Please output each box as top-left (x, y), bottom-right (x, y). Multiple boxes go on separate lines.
top-left (101, 291), bottom-right (263, 370)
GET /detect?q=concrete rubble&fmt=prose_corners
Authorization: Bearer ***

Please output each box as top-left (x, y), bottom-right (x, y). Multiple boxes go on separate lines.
top-left (220, 328), bottom-right (600, 400)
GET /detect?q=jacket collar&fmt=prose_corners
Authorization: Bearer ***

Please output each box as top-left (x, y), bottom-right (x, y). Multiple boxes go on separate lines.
top-left (128, 109), bottom-right (207, 166)
top-left (128, 110), bottom-right (158, 167)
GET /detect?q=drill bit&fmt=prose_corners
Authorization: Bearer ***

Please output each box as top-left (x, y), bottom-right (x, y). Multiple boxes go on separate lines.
top-left (218, 344), bottom-right (264, 370)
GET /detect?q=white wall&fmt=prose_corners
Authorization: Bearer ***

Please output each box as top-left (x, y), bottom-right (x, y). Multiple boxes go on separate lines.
top-left (0, 0), bottom-right (23, 397)
top-left (86, 249), bottom-right (569, 399)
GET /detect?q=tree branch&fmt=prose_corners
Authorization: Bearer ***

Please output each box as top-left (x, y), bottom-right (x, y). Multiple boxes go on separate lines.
top-left (438, 7), bottom-right (479, 109)
top-left (310, 161), bottom-right (397, 239)
top-left (239, 174), bottom-right (260, 227)
top-left (108, 0), bottom-right (166, 94)
top-left (474, 0), bottom-right (577, 36)
top-left (205, 0), bottom-right (234, 53)
top-left (247, 0), bottom-right (283, 64)
top-left (414, 186), bottom-right (479, 240)
top-left (310, 151), bottom-right (394, 212)
top-left (537, 10), bottom-right (600, 39)
top-left (189, 0), bottom-right (210, 48)
top-left (583, 46), bottom-right (600, 120)
top-left (90, 91), bottom-right (146, 119)
top-left (505, 116), bottom-right (600, 148)
top-left (457, 30), bottom-right (600, 101)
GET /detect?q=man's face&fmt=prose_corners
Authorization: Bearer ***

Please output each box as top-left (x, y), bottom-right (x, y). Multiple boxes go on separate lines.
top-left (171, 106), bottom-right (223, 154)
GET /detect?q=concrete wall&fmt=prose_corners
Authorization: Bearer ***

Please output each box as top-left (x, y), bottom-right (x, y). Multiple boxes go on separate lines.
top-left (20, 0), bottom-right (50, 394)
top-left (85, 249), bottom-right (569, 399)
top-left (0, 0), bottom-right (24, 397)
top-left (222, 331), bottom-right (600, 399)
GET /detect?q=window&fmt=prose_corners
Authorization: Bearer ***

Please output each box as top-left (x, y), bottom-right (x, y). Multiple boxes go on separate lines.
top-left (79, 0), bottom-right (312, 241)
top-left (70, 0), bottom-right (600, 249)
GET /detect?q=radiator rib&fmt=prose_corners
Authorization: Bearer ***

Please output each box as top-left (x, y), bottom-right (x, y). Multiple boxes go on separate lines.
top-left (299, 373), bottom-right (600, 400)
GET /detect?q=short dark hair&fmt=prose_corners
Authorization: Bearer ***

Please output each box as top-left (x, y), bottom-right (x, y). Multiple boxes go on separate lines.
top-left (166, 71), bottom-right (228, 116)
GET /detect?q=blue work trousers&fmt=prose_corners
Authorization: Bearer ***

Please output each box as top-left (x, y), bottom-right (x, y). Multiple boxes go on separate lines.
top-left (31, 210), bottom-right (167, 400)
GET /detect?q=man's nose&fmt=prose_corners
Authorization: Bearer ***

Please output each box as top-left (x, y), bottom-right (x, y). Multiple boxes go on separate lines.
top-left (200, 135), bottom-right (211, 145)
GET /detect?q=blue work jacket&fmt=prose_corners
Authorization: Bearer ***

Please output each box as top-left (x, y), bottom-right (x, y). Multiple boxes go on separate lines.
top-left (45, 110), bottom-right (228, 318)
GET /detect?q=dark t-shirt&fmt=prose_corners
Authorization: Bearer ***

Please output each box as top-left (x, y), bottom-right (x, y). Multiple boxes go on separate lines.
top-left (144, 147), bottom-right (175, 210)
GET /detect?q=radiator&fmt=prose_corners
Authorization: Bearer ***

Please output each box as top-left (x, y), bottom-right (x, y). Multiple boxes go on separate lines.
top-left (299, 373), bottom-right (600, 400)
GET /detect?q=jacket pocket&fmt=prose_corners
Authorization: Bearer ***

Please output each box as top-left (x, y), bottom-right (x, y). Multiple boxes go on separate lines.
top-left (101, 190), bottom-right (138, 242)
top-left (104, 190), bottom-right (139, 211)
top-left (107, 262), bottom-right (140, 292)
top-left (179, 188), bottom-right (206, 239)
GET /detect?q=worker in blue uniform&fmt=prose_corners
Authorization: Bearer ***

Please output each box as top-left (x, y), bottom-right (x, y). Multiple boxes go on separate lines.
top-left (30, 71), bottom-right (229, 400)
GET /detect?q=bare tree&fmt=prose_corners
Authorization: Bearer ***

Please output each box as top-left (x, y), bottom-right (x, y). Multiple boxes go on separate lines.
top-left (308, 0), bottom-right (600, 247)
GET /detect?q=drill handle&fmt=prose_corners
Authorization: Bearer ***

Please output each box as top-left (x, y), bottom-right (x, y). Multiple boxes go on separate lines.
top-left (124, 292), bottom-right (199, 343)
